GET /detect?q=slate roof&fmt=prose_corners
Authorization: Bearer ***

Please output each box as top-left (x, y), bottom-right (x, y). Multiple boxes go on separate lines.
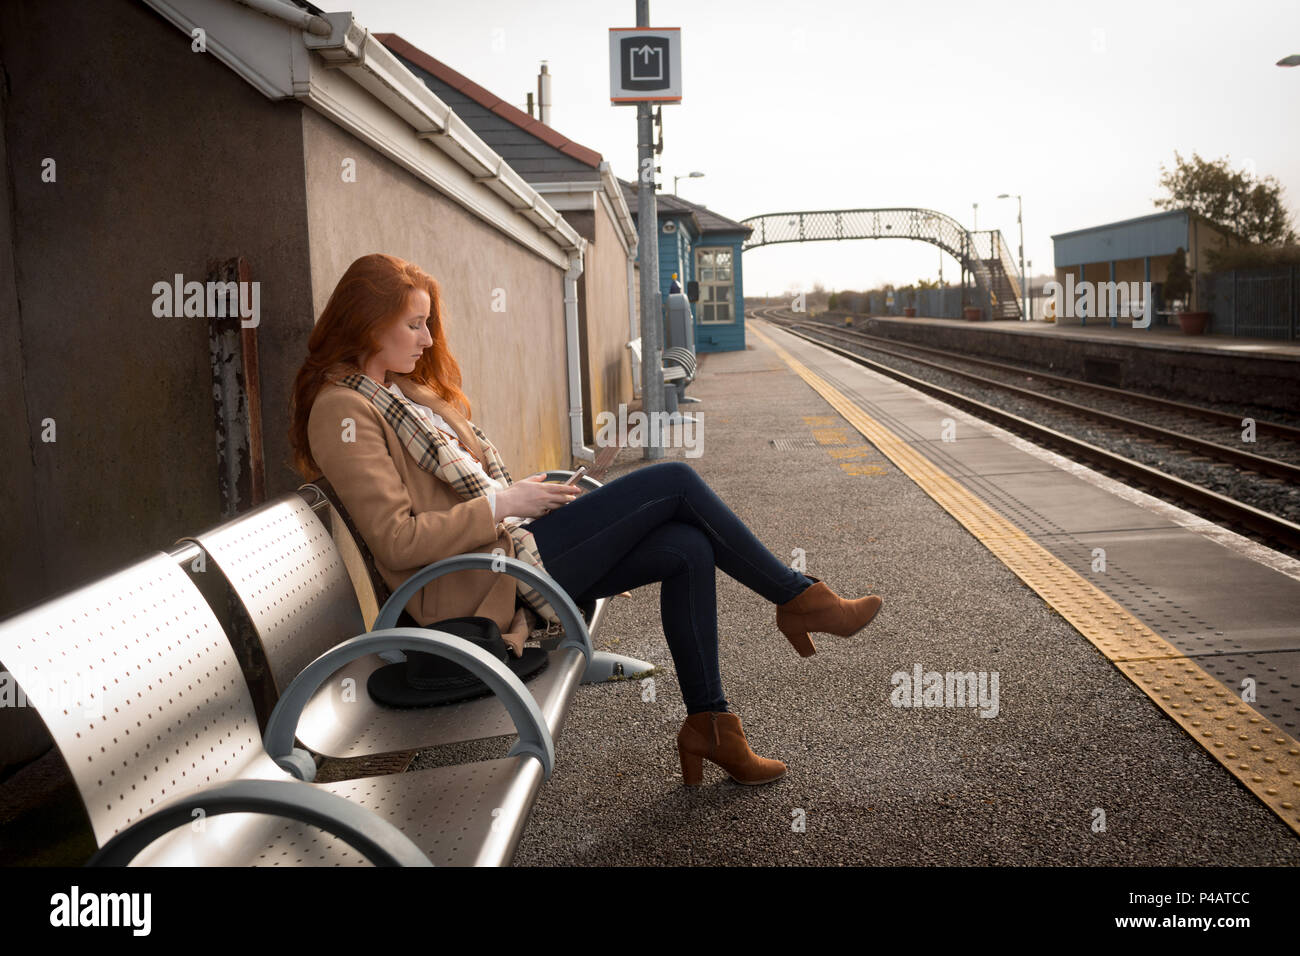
top-left (618, 179), bottom-right (753, 237)
top-left (376, 32), bottom-right (603, 184)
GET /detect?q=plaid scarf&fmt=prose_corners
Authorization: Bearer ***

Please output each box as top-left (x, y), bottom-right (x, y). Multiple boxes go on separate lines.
top-left (337, 373), bottom-right (560, 627)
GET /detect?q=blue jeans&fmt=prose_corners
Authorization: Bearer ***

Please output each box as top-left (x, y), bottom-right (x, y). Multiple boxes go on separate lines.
top-left (526, 460), bottom-right (815, 714)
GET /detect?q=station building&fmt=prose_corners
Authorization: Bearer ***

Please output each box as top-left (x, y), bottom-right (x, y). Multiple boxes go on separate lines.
top-left (620, 181), bottom-right (753, 353)
top-left (1050, 209), bottom-right (1242, 325)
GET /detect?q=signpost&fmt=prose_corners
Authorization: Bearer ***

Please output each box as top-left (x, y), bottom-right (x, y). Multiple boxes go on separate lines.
top-left (611, 7), bottom-right (681, 458)
top-left (609, 27), bottom-right (682, 102)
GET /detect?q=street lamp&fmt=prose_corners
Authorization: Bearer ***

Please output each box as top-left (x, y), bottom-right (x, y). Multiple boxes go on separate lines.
top-left (998, 192), bottom-right (1027, 322)
top-left (972, 202), bottom-right (978, 231)
top-left (674, 171), bottom-right (704, 195)
top-left (1277, 54), bottom-right (1300, 66)
top-left (1026, 259), bottom-right (1033, 320)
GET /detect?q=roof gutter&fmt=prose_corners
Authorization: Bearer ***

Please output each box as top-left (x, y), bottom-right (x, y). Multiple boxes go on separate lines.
top-left (302, 12), bottom-right (583, 261)
top-left (598, 161), bottom-right (639, 254)
top-left (231, 0), bottom-right (331, 35)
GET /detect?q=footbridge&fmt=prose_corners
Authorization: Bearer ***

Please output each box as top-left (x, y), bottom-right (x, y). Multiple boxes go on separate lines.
top-left (739, 207), bottom-right (1023, 320)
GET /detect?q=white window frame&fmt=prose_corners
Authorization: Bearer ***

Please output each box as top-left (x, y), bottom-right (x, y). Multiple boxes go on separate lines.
top-left (695, 246), bottom-right (734, 324)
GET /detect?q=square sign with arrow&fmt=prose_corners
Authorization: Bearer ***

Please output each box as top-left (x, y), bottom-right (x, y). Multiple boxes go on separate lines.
top-left (609, 28), bottom-right (681, 103)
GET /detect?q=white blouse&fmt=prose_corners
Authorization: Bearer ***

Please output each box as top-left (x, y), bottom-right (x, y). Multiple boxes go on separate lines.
top-left (385, 382), bottom-right (504, 521)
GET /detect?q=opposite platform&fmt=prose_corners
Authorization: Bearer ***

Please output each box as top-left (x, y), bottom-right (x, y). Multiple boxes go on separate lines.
top-left (846, 312), bottom-right (1300, 359)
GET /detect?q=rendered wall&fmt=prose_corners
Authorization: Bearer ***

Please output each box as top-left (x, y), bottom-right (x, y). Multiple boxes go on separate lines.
top-left (0, 0), bottom-right (314, 766)
top-left (567, 201), bottom-right (635, 442)
top-left (0, 0), bottom-right (312, 618)
top-left (300, 110), bottom-right (571, 477)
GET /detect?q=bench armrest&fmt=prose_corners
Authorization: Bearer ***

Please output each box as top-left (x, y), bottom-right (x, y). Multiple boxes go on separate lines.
top-left (375, 554), bottom-right (593, 661)
top-left (264, 627), bottom-right (556, 779)
top-left (87, 779), bottom-right (433, 867)
top-left (539, 469), bottom-right (603, 493)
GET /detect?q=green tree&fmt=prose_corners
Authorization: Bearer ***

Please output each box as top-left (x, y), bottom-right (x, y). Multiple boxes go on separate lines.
top-left (1163, 246), bottom-right (1192, 309)
top-left (1155, 152), bottom-right (1297, 245)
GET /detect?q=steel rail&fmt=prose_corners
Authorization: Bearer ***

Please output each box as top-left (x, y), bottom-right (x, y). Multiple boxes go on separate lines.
top-left (783, 310), bottom-right (1300, 441)
top-left (761, 311), bottom-right (1300, 484)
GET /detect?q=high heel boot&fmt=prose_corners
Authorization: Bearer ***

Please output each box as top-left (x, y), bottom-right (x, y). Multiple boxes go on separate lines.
top-left (775, 575), bottom-right (883, 657)
top-left (677, 711), bottom-right (786, 786)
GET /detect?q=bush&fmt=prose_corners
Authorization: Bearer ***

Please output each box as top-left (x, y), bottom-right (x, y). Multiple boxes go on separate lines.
top-left (1206, 243), bottom-right (1300, 271)
top-left (1164, 247), bottom-right (1192, 309)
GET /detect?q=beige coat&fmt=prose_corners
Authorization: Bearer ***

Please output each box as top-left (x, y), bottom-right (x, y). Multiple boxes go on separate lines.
top-left (307, 373), bottom-right (533, 655)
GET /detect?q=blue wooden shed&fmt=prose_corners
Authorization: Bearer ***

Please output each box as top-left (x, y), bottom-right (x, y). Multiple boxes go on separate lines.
top-left (621, 180), bottom-right (752, 352)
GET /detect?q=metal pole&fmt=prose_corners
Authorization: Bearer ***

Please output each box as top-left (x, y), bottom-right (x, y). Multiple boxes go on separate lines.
top-left (636, 0), bottom-right (664, 458)
top-left (1027, 258), bottom-right (1033, 321)
top-left (1018, 195), bottom-right (1026, 321)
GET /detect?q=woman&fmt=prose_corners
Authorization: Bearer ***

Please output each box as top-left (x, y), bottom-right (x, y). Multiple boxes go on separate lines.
top-left (289, 254), bottom-right (883, 787)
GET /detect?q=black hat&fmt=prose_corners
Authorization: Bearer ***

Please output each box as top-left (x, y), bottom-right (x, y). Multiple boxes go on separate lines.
top-left (368, 616), bottom-right (548, 708)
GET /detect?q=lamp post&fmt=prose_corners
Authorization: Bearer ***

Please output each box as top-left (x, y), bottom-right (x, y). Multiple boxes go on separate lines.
top-left (673, 170), bottom-right (704, 195)
top-left (1026, 258), bottom-right (1033, 320)
top-left (998, 192), bottom-right (1027, 321)
top-left (972, 202), bottom-right (978, 231)
top-left (924, 213), bottom-right (944, 315)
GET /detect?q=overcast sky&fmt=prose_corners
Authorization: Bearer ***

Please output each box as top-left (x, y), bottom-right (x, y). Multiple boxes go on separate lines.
top-left (340, 0), bottom-right (1300, 297)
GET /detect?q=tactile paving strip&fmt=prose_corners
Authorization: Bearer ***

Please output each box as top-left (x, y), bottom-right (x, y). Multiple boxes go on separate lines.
top-left (752, 322), bottom-right (1300, 835)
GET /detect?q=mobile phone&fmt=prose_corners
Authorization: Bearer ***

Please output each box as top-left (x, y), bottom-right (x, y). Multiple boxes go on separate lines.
top-left (563, 466), bottom-right (588, 486)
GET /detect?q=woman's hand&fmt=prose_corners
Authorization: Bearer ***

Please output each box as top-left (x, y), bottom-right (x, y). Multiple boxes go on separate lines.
top-left (496, 474), bottom-right (581, 519)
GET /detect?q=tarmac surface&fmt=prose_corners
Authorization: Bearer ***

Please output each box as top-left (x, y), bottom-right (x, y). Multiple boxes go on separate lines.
top-left (411, 325), bottom-right (1300, 866)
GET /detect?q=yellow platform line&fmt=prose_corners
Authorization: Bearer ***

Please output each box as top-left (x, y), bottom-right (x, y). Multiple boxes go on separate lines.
top-left (751, 322), bottom-right (1300, 836)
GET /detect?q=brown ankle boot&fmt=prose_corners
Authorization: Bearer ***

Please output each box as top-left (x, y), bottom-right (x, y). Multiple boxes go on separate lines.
top-left (775, 576), bottom-right (883, 657)
top-left (677, 711), bottom-right (786, 786)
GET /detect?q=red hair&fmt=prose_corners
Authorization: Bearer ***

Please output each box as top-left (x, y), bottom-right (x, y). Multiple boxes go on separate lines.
top-left (289, 253), bottom-right (471, 479)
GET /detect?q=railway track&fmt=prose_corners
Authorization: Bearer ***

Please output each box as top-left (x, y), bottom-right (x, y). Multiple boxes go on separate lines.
top-left (751, 307), bottom-right (1300, 553)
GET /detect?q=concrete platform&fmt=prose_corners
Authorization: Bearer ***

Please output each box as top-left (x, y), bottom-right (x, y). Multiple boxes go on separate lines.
top-left (766, 321), bottom-right (1300, 731)
top-left (440, 317), bottom-right (1300, 865)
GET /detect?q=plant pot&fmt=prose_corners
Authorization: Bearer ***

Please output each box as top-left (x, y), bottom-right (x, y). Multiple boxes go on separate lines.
top-left (903, 307), bottom-right (917, 317)
top-left (963, 306), bottom-right (983, 321)
top-left (1176, 311), bottom-right (1210, 335)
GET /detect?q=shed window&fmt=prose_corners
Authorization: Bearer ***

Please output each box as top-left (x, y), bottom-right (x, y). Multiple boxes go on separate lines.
top-left (696, 247), bottom-right (734, 324)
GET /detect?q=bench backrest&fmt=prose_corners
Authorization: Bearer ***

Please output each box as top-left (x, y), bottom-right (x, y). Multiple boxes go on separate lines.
top-left (629, 337), bottom-right (697, 384)
top-left (662, 346), bottom-right (697, 383)
top-left (303, 478), bottom-right (390, 623)
top-left (0, 553), bottom-right (268, 846)
top-left (181, 493), bottom-right (365, 697)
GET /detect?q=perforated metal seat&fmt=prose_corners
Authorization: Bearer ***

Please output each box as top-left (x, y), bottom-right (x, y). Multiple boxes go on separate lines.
top-left (663, 345), bottom-right (698, 386)
top-left (180, 491), bottom-right (599, 760)
top-left (131, 756), bottom-right (544, 866)
top-left (0, 553), bottom-right (546, 866)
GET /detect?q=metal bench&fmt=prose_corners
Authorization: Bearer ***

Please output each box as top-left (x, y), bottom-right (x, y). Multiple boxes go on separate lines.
top-left (305, 470), bottom-right (652, 684)
top-left (0, 551), bottom-right (560, 865)
top-left (176, 477), bottom-right (651, 775)
top-left (627, 337), bottom-right (690, 386)
top-left (627, 338), bottom-right (700, 420)
top-left (663, 345), bottom-right (698, 388)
